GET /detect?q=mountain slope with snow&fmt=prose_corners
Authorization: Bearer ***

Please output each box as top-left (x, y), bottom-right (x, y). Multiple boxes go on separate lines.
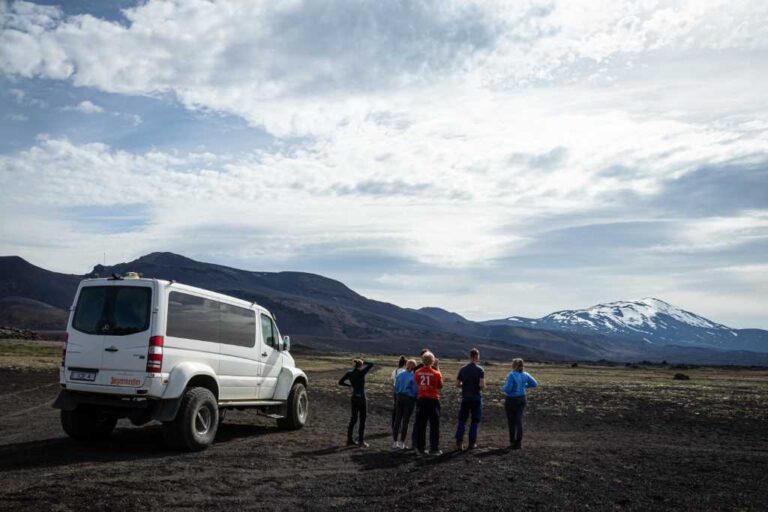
top-left (490, 298), bottom-right (768, 353)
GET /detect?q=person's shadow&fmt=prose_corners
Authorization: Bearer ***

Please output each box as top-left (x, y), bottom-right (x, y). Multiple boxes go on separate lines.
top-left (350, 450), bottom-right (415, 470)
top-left (350, 447), bottom-right (465, 470)
top-left (476, 447), bottom-right (510, 458)
top-left (291, 445), bottom-right (358, 457)
top-left (290, 431), bottom-right (393, 458)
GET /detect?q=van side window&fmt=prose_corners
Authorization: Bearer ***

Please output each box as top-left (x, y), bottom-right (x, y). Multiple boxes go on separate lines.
top-left (219, 303), bottom-right (256, 348)
top-left (260, 314), bottom-right (276, 348)
top-left (167, 292), bottom-right (219, 343)
top-left (167, 292), bottom-right (256, 347)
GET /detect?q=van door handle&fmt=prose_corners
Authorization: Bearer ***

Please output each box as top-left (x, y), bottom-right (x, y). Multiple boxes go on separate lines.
top-left (262, 352), bottom-right (268, 357)
top-left (105, 346), bottom-right (119, 352)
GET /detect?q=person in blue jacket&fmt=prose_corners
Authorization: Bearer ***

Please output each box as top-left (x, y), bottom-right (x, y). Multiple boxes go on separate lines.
top-left (392, 359), bottom-right (418, 450)
top-left (501, 358), bottom-right (538, 450)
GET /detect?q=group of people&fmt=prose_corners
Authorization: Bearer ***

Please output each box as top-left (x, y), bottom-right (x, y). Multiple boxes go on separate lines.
top-left (338, 348), bottom-right (538, 455)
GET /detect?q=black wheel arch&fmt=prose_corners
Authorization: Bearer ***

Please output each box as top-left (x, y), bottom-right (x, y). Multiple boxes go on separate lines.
top-left (186, 374), bottom-right (219, 399)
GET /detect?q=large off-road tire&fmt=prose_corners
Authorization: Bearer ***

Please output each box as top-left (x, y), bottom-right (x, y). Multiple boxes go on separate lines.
top-left (60, 408), bottom-right (117, 441)
top-left (162, 387), bottom-right (219, 451)
top-left (277, 382), bottom-right (308, 430)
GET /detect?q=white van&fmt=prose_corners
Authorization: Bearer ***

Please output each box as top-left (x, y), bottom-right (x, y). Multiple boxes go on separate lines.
top-left (53, 274), bottom-right (308, 451)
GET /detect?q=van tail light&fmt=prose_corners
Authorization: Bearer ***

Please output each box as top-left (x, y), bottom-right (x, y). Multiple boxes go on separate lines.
top-left (146, 336), bottom-right (164, 374)
top-left (61, 332), bottom-right (68, 367)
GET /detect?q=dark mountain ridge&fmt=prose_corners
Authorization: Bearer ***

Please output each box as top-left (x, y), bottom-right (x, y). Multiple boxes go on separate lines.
top-left (89, 252), bottom-right (444, 336)
top-left (1, 253), bottom-right (766, 364)
top-left (0, 256), bottom-right (81, 309)
top-left (0, 253), bottom-right (545, 359)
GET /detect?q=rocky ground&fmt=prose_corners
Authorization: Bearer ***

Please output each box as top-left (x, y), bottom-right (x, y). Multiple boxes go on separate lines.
top-left (0, 357), bottom-right (767, 511)
top-left (0, 326), bottom-right (38, 340)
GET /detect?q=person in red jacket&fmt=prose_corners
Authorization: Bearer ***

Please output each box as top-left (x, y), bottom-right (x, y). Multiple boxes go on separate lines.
top-left (413, 351), bottom-right (443, 456)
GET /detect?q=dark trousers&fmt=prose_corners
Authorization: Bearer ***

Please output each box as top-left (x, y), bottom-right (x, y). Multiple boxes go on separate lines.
top-left (347, 395), bottom-right (367, 442)
top-left (415, 397), bottom-right (440, 452)
top-left (455, 397), bottom-right (482, 444)
top-left (393, 394), bottom-right (415, 442)
top-left (390, 391), bottom-right (397, 431)
top-left (504, 396), bottom-right (527, 446)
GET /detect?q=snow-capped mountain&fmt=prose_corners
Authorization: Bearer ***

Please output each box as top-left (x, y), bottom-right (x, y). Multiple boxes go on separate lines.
top-left (493, 298), bottom-right (768, 353)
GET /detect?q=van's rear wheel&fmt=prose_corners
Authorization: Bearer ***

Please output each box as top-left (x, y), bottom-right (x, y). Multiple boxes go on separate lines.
top-left (277, 382), bottom-right (308, 430)
top-left (162, 387), bottom-right (218, 451)
top-left (61, 408), bottom-right (117, 441)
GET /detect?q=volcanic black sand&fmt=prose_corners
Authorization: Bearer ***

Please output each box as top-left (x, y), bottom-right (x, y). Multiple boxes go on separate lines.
top-left (0, 359), bottom-right (767, 511)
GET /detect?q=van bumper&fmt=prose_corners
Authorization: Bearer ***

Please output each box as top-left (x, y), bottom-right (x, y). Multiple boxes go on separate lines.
top-left (61, 374), bottom-right (168, 398)
top-left (52, 389), bottom-right (183, 422)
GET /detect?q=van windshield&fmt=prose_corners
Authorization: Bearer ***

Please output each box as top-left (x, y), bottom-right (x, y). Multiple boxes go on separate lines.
top-left (73, 286), bottom-right (152, 336)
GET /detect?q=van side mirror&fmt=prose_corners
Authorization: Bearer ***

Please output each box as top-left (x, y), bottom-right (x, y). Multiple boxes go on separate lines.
top-left (282, 335), bottom-right (290, 351)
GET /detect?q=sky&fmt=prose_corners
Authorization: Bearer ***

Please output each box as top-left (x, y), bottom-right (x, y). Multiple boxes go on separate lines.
top-left (0, 0), bottom-right (767, 328)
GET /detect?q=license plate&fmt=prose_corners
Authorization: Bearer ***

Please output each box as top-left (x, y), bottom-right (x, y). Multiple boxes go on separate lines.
top-left (70, 370), bottom-right (97, 382)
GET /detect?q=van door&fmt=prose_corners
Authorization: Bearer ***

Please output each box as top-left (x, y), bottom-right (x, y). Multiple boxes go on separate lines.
top-left (66, 285), bottom-right (107, 372)
top-left (67, 283), bottom-right (153, 388)
top-left (100, 286), bottom-right (154, 380)
top-left (257, 314), bottom-right (283, 399)
top-left (217, 303), bottom-right (261, 400)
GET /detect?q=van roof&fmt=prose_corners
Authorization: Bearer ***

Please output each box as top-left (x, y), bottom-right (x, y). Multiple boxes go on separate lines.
top-left (79, 277), bottom-right (268, 313)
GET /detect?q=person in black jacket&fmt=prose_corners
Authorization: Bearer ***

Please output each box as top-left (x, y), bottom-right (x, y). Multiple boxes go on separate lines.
top-left (339, 358), bottom-right (374, 447)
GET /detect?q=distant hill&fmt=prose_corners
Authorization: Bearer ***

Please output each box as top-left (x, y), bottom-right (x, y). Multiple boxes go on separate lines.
top-left (1, 253), bottom-right (766, 364)
top-left (0, 253), bottom-right (552, 359)
top-left (0, 256), bottom-right (81, 309)
top-left (485, 298), bottom-right (768, 354)
top-left (0, 297), bottom-right (69, 330)
top-left (87, 252), bottom-right (443, 338)
top-left (0, 256), bottom-right (79, 332)
top-left (414, 307), bottom-right (472, 325)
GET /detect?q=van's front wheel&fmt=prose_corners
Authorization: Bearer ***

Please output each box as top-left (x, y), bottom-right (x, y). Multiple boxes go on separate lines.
top-left (163, 387), bottom-right (219, 451)
top-left (61, 408), bottom-right (117, 441)
top-left (277, 382), bottom-right (308, 430)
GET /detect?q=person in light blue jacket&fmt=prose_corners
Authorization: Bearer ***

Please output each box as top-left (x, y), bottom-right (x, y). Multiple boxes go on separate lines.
top-left (501, 358), bottom-right (538, 450)
top-left (392, 359), bottom-right (418, 449)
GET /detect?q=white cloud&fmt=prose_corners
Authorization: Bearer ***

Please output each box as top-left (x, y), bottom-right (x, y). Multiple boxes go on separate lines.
top-left (1, 117), bottom-right (765, 267)
top-left (63, 100), bottom-right (103, 114)
top-left (1, 0), bottom-right (767, 327)
top-left (1, 0), bottom-right (767, 137)
top-left (646, 213), bottom-right (768, 254)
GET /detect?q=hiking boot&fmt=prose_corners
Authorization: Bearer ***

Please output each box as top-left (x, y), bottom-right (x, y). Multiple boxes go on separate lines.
top-left (428, 450), bottom-right (443, 457)
top-left (346, 439), bottom-right (358, 446)
top-left (455, 440), bottom-right (464, 451)
top-left (468, 442), bottom-right (479, 450)
top-left (396, 441), bottom-right (405, 449)
top-left (358, 441), bottom-right (370, 448)
top-left (391, 441), bottom-right (399, 451)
